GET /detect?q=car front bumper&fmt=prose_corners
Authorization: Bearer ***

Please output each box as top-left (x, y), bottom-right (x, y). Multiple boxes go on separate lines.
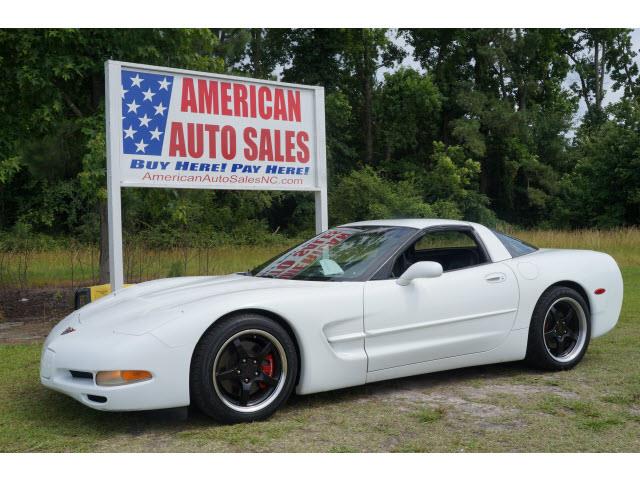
top-left (40, 332), bottom-right (193, 412)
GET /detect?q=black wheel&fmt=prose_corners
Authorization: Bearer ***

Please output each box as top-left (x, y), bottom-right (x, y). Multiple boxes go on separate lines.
top-left (190, 313), bottom-right (298, 423)
top-left (526, 286), bottom-right (591, 370)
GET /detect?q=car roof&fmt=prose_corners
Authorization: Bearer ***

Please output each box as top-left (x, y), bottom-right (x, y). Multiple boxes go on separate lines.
top-left (338, 218), bottom-right (512, 263)
top-left (339, 218), bottom-right (474, 229)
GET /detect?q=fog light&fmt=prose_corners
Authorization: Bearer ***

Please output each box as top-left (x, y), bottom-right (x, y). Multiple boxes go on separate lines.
top-left (96, 370), bottom-right (152, 386)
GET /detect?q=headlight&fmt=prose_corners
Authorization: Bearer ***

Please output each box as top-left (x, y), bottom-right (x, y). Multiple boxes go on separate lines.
top-left (95, 370), bottom-right (152, 386)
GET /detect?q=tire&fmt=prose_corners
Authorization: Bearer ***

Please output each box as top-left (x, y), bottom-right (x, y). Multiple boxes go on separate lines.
top-left (190, 313), bottom-right (298, 424)
top-left (526, 286), bottom-right (591, 370)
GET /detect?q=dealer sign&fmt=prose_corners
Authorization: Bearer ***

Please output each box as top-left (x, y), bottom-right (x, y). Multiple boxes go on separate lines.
top-left (106, 61), bottom-right (326, 191)
top-left (104, 60), bottom-right (328, 290)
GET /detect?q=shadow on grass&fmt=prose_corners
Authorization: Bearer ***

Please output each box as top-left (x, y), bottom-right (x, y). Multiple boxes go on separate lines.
top-left (31, 362), bottom-right (528, 424)
top-left (2, 355), bottom-right (538, 452)
top-left (287, 361), bottom-right (529, 409)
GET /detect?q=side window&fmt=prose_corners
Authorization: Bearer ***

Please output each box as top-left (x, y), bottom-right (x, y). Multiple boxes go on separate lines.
top-left (414, 230), bottom-right (477, 251)
top-left (492, 231), bottom-right (537, 258)
top-left (391, 229), bottom-right (488, 278)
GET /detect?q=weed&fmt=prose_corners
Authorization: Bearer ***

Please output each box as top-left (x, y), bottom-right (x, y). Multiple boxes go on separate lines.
top-left (415, 406), bottom-right (446, 423)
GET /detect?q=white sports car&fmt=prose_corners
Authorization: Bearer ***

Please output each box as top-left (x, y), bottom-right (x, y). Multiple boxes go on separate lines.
top-left (41, 219), bottom-right (623, 423)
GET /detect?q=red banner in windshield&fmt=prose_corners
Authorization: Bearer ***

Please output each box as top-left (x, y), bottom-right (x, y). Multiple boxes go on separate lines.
top-left (259, 229), bottom-right (353, 279)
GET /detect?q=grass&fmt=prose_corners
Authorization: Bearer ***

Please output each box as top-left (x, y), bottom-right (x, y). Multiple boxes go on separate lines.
top-left (535, 396), bottom-right (626, 432)
top-left (509, 227), bottom-right (640, 267)
top-left (414, 406), bottom-right (447, 423)
top-left (0, 229), bottom-right (639, 451)
top-left (1, 227), bottom-right (639, 288)
top-left (0, 244), bottom-right (293, 288)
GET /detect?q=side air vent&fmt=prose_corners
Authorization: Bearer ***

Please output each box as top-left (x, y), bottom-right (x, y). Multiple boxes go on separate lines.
top-left (86, 395), bottom-right (107, 404)
top-left (70, 370), bottom-right (93, 380)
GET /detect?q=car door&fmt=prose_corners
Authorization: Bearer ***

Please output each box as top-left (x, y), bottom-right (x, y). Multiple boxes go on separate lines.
top-left (363, 228), bottom-right (519, 372)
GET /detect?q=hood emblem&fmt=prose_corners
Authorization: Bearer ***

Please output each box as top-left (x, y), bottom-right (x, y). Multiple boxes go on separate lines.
top-left (61, 327), bottom-right (76, 336)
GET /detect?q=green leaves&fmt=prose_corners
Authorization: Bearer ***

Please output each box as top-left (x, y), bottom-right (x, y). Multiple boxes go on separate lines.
top-left (376, 68), bottom-right (442, 168)
top-left (329, 166), bottom-right (456, 226)
top-left (560, 98), bottom-right (640, 227)
top-left (1, 28), bottom-right (639, 241)
top-left (0, 28), bottom-right (224, 234)
top-left (0, 157), bottom-right (21, 184)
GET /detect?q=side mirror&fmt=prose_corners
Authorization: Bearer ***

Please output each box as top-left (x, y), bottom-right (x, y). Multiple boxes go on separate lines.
top-left (396, 261), bottom-right (443, 286)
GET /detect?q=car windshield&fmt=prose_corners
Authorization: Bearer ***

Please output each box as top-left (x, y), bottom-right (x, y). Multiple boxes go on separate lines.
top-left (251, 226), bottom-right (415, 281)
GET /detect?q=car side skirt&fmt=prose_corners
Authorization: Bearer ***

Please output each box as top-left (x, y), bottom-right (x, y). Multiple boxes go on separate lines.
top-left (364, 327), bottom-right (528, 385)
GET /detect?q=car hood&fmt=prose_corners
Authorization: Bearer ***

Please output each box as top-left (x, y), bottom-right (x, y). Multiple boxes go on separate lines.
top-left (69, 274), bottom-right (295, 336)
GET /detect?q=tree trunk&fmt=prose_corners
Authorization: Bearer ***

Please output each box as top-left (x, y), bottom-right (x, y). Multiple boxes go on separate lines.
top-left (363, 73), bottom-right (373, 164)
top-left (479, 158), bottom-right (489, 195)
top-left (98, 199), bottom-right (110, 284)
top-left (594, 41), bottom-right (601, 109)
top-left (251, 28), bottom-right (264, 78)
top-left (598, 40), bottom-right (606, 107)
top-left (360, 30), bottom-right (374, 165)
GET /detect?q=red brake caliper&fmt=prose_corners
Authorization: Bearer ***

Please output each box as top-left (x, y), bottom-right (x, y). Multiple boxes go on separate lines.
top-left (259, 354), bottom-right (274, 389)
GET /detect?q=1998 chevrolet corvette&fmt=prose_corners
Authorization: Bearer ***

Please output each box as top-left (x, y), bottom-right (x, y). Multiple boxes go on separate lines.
top-left (41, 219), bottom-right (623, 423)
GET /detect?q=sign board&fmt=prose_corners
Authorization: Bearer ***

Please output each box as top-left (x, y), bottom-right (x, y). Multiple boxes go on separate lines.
top-left (105, 60), bottom-right (328, 291)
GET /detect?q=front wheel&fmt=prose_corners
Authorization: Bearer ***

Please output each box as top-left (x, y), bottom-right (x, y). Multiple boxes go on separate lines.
top-left (190, 313), bottom-right (298, 423)
top-left (526, 286), bottom-right (591, 370)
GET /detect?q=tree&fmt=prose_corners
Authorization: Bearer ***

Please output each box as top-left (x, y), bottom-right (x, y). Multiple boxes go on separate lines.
top-left (2, 26), bottom-right (640, 255)
top-left (556, 98), bottom-right (640, 227)
top-left (340, 29), bottom-right (403, 165)
top-left (0, 29), bottom-right (224, 281)
top-left (329, 167), bottom-right (452, 226)
top-left (566, 29), bottom-right (635, 124)
top-left (419, 142), bottom-right (494, 224)
top-left (238, 28), bottom-right (288, 79)
top-left (404, 28), bottom-right (575, 225)
top-left (273, 28), bottom-right (402, 165)
top-left (374, 68), bottom-right (442, 175)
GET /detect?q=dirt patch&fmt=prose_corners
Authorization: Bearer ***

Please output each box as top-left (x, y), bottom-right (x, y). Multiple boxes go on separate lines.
top-left (0, 287), bottom-right (75, 344)
top-left (371, 387), bottom-right (519, 419)
top-left (349, 367), bottom-right (579, 434)
top-left (463, 383), bottom-right (579, 400)
top-left (0, 287), bottom-right (75, 322)
top-left (0, 319), bottom-right (57, 344)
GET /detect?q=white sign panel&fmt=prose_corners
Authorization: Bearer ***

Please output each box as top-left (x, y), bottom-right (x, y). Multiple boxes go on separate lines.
top-left (105, 60), bottom-right (328, 290)
top-left (109, 62), bottom-right (325, 191)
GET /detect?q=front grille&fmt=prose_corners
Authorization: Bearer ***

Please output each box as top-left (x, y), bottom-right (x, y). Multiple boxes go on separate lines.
top-left (69, 370), bottom-right (93, 380)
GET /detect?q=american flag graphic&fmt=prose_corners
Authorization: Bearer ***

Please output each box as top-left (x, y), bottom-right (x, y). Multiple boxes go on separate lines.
top-left (121, 70), bottom-right (174, 156)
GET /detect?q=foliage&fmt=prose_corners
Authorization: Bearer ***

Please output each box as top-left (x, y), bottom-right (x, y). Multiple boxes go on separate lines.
top-left (329, 166), bottom-right (456, 225)
top-left (1, 28), bottom-right (640, 249)
top-left (404, 28), bottom-right (579, 226)
top-left (0, 28), bottom-right (224, 235)
top-left (419, 142), bottom-right (496, 225)
top-left (555, 99), bottom-right (640, 227)
top-left (375, 68), bottom-right (442, 175)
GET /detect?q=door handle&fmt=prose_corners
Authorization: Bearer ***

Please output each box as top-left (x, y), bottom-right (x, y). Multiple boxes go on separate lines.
top-left (485, 273), bottom-right (506, 283)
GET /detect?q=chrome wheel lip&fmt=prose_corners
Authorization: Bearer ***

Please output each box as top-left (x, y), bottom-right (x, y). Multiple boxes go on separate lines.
top-left (543, 297), bottom-right (588, 363)
top-left (212, 329), bottom-right (287, 413)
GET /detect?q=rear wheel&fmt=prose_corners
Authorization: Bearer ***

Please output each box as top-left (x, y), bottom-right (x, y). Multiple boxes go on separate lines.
top-left (526, 286), bottom-right (590, 370)
top-left (190, 313), bottom-right (298, 423)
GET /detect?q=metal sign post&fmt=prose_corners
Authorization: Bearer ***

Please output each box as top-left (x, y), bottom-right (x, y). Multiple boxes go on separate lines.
top-left (104, 60), bottom-right (328, 292)
top-left (105, 60), bottom-right (125, 292)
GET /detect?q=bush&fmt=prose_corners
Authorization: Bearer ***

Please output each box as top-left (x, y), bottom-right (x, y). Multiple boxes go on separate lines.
top-left (329, 166), bottom-right (454, 225)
